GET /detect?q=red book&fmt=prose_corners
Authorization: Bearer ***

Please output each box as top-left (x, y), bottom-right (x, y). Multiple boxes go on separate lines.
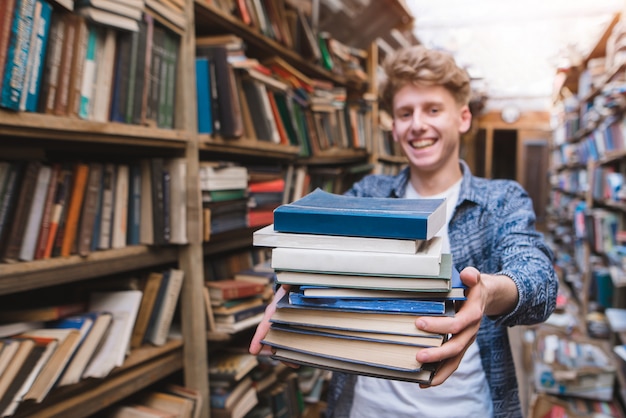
top-left (248, 178), bottom-right (285, 193)
top-left (206, 280), bottom-right (265, 302)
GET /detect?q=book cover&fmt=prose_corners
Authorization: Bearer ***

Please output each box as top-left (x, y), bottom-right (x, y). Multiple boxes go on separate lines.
top-left (145, 268), bottom-right (184, 346)
top-left (22, 0), bottom-right (52, 112)
top-left (285, 292), bottom-right (450, 316)
top-left (111, 163), bottom-right (129, 249)
top-left (18, 164), bottom-right (52, 261)
top-left (57, 311), bottom-right (113, 386)
top-left (77, 162), bottom-right (103, 256)
top-left (165, 158), bottom-right (187, 244)
top-left (271, 348), bottom-right (435, 385)
top-left (208, 350), bottom-right (259, 382)
top-left (0, 0), bottom-right (36, 110)
top-left (273, 188), bottom-right (446, 240)
top-left (253, 223), bottom-right (427, 254)
top-left (21, 328), bottom-right (82, 402)
top-left (130, 272), bottom-right (164, 349)
top-left (195, 56), bottom-right (213, 134)
top-left (42, 164), bottom-right (72, 259)
top-left (97, 162), bottom-right (116, 250)
top-left (33, 163), bottom-right (60, 260)
top-left (206, 280), bottom-right (266, 302)
top-left (270, 306), bottom-right (443, 338)
top-left (261, 326), bottom-right (426, 372)
top-left (60, 162), bottom-right (90, 257)
top-left (139, 159), bottom-right (154, 245)
top-left (0, 339), bottom-right (36, 405)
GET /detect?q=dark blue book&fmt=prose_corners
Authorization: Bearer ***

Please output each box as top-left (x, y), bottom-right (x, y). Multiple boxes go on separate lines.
top-left (126, 163), bottom-right (141, 245)
top-left (195, 56), bottom-right (213, 134)
top-left (273, 188), bottom-right (447, 240)
top-left (286, 292), bottom-right (449, 315)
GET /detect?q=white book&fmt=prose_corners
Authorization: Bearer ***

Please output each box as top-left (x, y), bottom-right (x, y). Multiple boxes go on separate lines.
top-left (19, 165), bottom-right (52, 261)
top-left (271, 241), bottom-right (443, 277)
top-left (254, 224), bottom-right (435, 254)
top-left (76, 7), bottom-right (140, 32)
top-left (83, 290), bottom-right (143, 378)
top-left (92, 27), bottom-right (116, 122)
top-left (111, 164), bottom-right (129, 249)
top-left (165, 158), bottom-right (187, 244)
top-left (198, 164), bottom-right (248, 191)
top-left (145, 269), bottom-right (184, 346)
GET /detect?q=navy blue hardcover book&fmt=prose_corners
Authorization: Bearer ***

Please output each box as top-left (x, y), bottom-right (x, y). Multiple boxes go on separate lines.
top-left (272, 188), bottom-right (446, 240)
top-left (282, 292), bottom-right (453, 316)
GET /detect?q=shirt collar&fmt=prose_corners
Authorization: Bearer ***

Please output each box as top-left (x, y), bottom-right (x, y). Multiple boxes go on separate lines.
top-left (391, 160), bottom-right (481, 209)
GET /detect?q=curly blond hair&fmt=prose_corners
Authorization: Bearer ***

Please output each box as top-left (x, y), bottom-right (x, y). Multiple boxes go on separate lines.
top-left (379, 45), bottom-right (471, 112)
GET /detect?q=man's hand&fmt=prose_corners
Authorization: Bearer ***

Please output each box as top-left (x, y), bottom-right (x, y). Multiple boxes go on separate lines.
top-left (414, 267), bottom-right (518, 387)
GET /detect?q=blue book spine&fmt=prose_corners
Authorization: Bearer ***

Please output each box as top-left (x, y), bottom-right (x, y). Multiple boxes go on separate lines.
top-left (24, 0), bottom-right (52, 112)
top-left (287, 292), bottom-right (446, 315)
top-left (1, 0), bottom-right (36, 110)
top-left (273, 189), bottom-right (446, 240)
top-left (126, 163), bottom-right (141, 245)
top-left (195, 57), bottom-right (213, 134)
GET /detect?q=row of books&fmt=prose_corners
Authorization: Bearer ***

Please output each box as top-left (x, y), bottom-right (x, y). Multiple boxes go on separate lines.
top-left (252, 189), bottom-right (461, 383)
top-left (102, 383), bottom-right (202, 418)
top-left (208, 348), bottom-right (307, 418)
top-left (0, 158), bottom-right (188, 264)
top-left (0, 0), bottom-right (180, 128)
top-left (194, 34), bottom-right (374, 156)
top-left (208, 0), bottom-right (369, 83)
top-left (0, 268), bottom-right (183, 415)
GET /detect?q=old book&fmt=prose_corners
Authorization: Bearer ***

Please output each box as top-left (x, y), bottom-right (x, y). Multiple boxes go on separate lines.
top-left (106, 405), bottom-right (177, 418)
top-left (213, 312), bottom-right (264, 334)
top-left (76, 6), bottom-right (140, 32)
top-left (111, 163), bottom-right (129, 249)
top-left (91, 26), bottom-right (116, 122)
top-left (165, 158), bottom-right (187, 244)
top-left (253, 223), bottom-right (429, 254)
top-left (274, 253), bottom-right (453, 291)
top-left (42, 164), bottom-right (72, 259)
top-left (33, 163), bottom-right (61, 260)
top-left (18, 164), bottom-right (52, 261)
top-left (262, 326), bottom-right (427, 372)
top-left (198, 163), bottom-right (248, 191)
top-left (206, 280), bottom-right (265, 303)
top-left (273, 188), bottom-right (446, 240)
top-left (130, 272), bottom-right (164, 349)
top-left (66, 14), bottom-right (88, 118)
top-left (144, 268), bottom-right (184, 346)
top-left (0, 339), bottom-right (36, 405)
top-left (0, 0), bottom-right (18, 96)
top-left (209, 350), bottom-right (259, 383)
top-left (97, 163), bottom-right (116, 250)
top-left (139, 391), bottom-right (195, 418)
top-left (0, 302), bottom-right (86, 323)
top-left (58, 311), bottom-right (113, 386)
top-left (162, 384), bottom-right (203, 418)
top-left (82, 290), bottom-right (143, 378)
top-left (270, 305), bottom-right (444, 339)
top-left (272, 348), bottom-right (435, 385)
top-left (21, 328), bottom-right (82, 402)
top-left (270, 242), bottom-right (445, 277)
top-left (2, 161), bottom-right (41, 262)
top-left (60, 162), bottom-right (90, 257)
top-left (139, 159), bottom-right (154, 245)
top-left (211, 385), bottom-right (258, 418)
top-left (77, 162), bottom-right (103, 256)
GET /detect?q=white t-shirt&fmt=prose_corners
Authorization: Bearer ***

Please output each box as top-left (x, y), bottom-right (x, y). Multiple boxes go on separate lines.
top-left (349, 179), bottom-right (493, 418)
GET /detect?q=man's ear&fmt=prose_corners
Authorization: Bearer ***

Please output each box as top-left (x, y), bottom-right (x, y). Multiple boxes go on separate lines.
top-left (459, 105), bottom-right (472, 134)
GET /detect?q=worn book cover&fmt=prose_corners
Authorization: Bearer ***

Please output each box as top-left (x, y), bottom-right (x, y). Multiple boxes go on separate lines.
top-left (273, 188), bottom-right (446, 240)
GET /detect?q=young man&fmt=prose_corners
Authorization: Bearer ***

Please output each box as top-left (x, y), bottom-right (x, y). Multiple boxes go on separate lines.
top-left (250, 45), bottom-right (557, 418)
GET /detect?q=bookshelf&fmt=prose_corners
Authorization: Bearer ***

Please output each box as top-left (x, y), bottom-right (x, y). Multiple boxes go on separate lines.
top-left (0, 0), bottom-right (415, 416)
top-left (539, 10), bottom-right (626, 416)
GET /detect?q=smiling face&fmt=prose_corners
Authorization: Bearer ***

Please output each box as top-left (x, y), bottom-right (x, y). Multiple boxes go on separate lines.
top-left (392, 83), bottom-right (471, 189)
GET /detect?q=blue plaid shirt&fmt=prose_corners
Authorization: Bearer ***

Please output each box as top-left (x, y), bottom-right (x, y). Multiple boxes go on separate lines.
top-left (326, 161), bottom-right (557, 418)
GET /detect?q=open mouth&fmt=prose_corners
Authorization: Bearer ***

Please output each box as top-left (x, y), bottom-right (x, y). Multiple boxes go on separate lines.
top-left (408, 138), bottom-right (436, 149)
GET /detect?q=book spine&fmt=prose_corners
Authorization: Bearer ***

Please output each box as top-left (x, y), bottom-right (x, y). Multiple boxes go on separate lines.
top-left (111, 164), bottom-right (129, 249)
top-left (78, 23), bottom-right (98, 119)
top-left (131, 19), bottom-right (148, 125)
top-left (77, 162), bottom-right (103, 256)
top-left (97, 163), bottom-right (116, 250)
top-left (18, 0), bottom-right (41, 111)
top-left (39, 13), bottom-right (64, 114)
top-left (0, 162), bottom-right (23, 252)
top-left (109, 30), bottom-right (132, 123)
top-left (91, 27), bottom-right (115, 122)
top-left (150, 158), bottom-right (166, 245)
top-left (126, 163), bottom-right (141, 246)
top-left (18, 164), bottom-right (51, 261)
top-left (0, 0), bottom-right (36, 110)
top-left (161, 166), bottom-right (171, 243)
top-left (25, 0), bottom-right (51, 112)
top-left (44, 165), bottom-right (72, 259)
top-left (60, 163), bottom-right (89, 257)
top-left (0, 0), bottom-right (18, 94)
top-left (67, 15), bottom-right (88, 117)
top-left (148, 269), bottom-right (184, 346)
top-left (53, 13), bottom-right (76, 116)
top-left (195, 57), bottom-right (213, 134)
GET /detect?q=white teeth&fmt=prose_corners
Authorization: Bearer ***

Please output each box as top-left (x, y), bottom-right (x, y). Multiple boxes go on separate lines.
top-left (409, 138), bottom-right (435, 149)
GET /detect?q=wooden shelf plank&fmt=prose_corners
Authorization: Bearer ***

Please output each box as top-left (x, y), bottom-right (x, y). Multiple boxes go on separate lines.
top-left (0, 111), bottom-right (190, 148)
top-left (198, 135), bottom-right (300, 160)
top-left (0, 246), bottom-right (179, 295)
top-left (299, 148), bottom-right (369, 165)
top-left (13, 342), bottom-right (184, 418)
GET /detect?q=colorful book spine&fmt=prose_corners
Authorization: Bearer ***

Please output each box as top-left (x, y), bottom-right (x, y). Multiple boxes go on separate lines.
top-left (0, 0), bottom-right (36, 110)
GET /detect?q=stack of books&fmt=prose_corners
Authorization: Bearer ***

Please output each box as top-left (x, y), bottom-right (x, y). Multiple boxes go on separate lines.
top-left (254, 188), bottom-right (465, 384)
